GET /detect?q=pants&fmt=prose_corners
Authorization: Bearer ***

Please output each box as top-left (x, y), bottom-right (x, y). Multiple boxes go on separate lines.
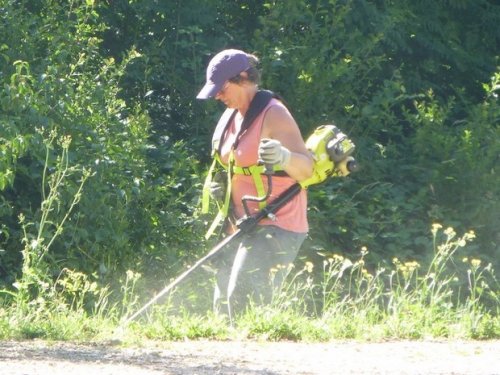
top-left (213, 225), bottom-right (306, 318)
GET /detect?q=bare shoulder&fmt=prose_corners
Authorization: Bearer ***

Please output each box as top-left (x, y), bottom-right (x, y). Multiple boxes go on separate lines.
top-left (261, 103), bottom-right (300, 139)
top-left (261, 102), bottom-right (309, 155)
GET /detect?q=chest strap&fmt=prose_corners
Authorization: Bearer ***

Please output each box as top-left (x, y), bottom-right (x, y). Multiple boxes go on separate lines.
top-left (201, 155), bottom-right (288, 239)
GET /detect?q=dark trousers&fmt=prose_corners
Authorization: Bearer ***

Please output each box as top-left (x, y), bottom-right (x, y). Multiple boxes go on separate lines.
top-left (213, 225), bottom-right (306, 319)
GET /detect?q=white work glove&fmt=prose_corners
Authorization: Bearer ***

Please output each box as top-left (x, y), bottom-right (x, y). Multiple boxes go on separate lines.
top-left (258, 138), bottom-right (291, 168)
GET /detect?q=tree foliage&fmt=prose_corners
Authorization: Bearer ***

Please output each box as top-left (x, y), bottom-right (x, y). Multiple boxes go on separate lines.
top-left (0, 0), bottom-right (498, 296)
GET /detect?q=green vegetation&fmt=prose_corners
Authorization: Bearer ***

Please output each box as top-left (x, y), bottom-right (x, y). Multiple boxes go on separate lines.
top-left (0, 0), bottom-right (498, 342)
top-left (1, 224), bottom-right (498, 342)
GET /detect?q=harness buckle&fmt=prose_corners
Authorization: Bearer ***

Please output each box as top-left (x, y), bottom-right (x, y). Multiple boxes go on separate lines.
top-left (241, 167), bottom-right (252, 176)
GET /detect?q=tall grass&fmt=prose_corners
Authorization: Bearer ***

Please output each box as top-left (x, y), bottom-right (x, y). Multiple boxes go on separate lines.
top-left (0, 137), bottom-right (498, 342)
top-left (237, 224), bottom-right (499, 341)
top-left (0, 133), bottom-right (103, 341)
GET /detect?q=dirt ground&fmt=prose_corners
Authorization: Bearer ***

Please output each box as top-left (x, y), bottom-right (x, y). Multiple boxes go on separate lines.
top-left (0, 339), bottom-right (499, 375)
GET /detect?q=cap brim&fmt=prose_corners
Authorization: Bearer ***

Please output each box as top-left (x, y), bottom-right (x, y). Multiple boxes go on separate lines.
top-left (196, 82), bottom-right (220, 99)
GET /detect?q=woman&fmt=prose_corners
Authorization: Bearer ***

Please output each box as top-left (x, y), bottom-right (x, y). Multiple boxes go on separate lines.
top-left (197, 49), bottom-right (313, 318)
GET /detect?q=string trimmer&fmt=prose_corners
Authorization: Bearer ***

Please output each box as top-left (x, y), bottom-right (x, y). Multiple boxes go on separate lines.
top-left (118, 124), bottom-right (357, 328)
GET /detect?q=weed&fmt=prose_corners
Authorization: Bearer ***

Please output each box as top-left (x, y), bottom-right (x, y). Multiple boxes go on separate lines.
top-left (1, 218), bottom-right (498, 342)
top-left (236, 225), bottom-right (499, 341)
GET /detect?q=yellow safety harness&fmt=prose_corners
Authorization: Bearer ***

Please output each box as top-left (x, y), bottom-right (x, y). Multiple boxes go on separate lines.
top-left (201, 90), bottom-right (284, 238)
top-left (201, 151), bottom-right (285, 239)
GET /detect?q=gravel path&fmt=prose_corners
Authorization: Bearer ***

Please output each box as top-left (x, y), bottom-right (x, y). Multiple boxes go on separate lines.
top-left (0, 339), bottom-right (499, 374)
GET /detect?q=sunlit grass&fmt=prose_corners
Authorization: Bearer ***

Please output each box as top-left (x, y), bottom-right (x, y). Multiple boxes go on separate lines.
top-left (1, 225), bottom-right (498, 343)
top-left (251, 224), bottom-right (499, 341)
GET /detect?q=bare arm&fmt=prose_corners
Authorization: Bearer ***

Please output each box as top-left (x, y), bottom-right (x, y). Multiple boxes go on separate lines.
top-left (261, 105), bottom-right (313, 182)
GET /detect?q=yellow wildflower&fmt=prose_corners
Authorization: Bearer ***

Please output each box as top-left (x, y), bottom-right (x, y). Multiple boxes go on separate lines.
top-left (432, 223), bottom-right (443, 234)
top-left (471, 259), bottom-right (481, 268)
top-left (304, 261), bottom-right (314, 273)
top-left (404, 261), bottom-right (420, 272)
top-left (465, 230), bottom-right (476, 240)
top-left (444, 226), bottom-right (456, 239)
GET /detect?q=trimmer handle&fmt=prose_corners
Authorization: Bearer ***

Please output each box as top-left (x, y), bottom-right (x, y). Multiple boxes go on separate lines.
top-left (241, 161), bottom-right (274, 217)
top-left (261, 161), bottom-right (275, 176)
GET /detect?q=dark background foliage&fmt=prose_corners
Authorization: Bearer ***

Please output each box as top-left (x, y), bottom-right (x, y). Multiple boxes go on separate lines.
top-left (1, 0), bottom-right (498, 301)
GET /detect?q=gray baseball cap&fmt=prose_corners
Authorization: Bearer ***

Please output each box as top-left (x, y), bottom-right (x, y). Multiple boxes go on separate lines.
top-left (196, 49), bottom-right (250, 99)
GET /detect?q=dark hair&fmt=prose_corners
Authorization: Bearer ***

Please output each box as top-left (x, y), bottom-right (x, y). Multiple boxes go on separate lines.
top-left (229, 53), bottom-right (260, 84)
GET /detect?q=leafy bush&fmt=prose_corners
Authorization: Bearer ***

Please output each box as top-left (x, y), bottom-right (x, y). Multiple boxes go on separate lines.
top-left (0, 1), bottom-right (206, 292)
top-left (253, 0), bottom-right (499, 267)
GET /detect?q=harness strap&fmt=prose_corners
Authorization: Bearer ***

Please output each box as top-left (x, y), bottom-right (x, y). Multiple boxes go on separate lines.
top-left (202, 90), bottom-right (281, 238)
top-left (232, 164), bottom-right (284, 175)
top-left (232, 164), bottom-right (288, 211)
top-left (201, 158), bottom-right (217, 215)
top-left (202, 152), bottom-right (235, 240)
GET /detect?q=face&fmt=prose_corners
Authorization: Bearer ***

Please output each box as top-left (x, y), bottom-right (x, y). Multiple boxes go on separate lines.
top-left (215, 81), bottom-right (235, 107)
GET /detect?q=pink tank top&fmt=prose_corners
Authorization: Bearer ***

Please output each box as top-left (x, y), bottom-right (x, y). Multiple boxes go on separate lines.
top-left (219, 98), bottom-right (308, 233)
